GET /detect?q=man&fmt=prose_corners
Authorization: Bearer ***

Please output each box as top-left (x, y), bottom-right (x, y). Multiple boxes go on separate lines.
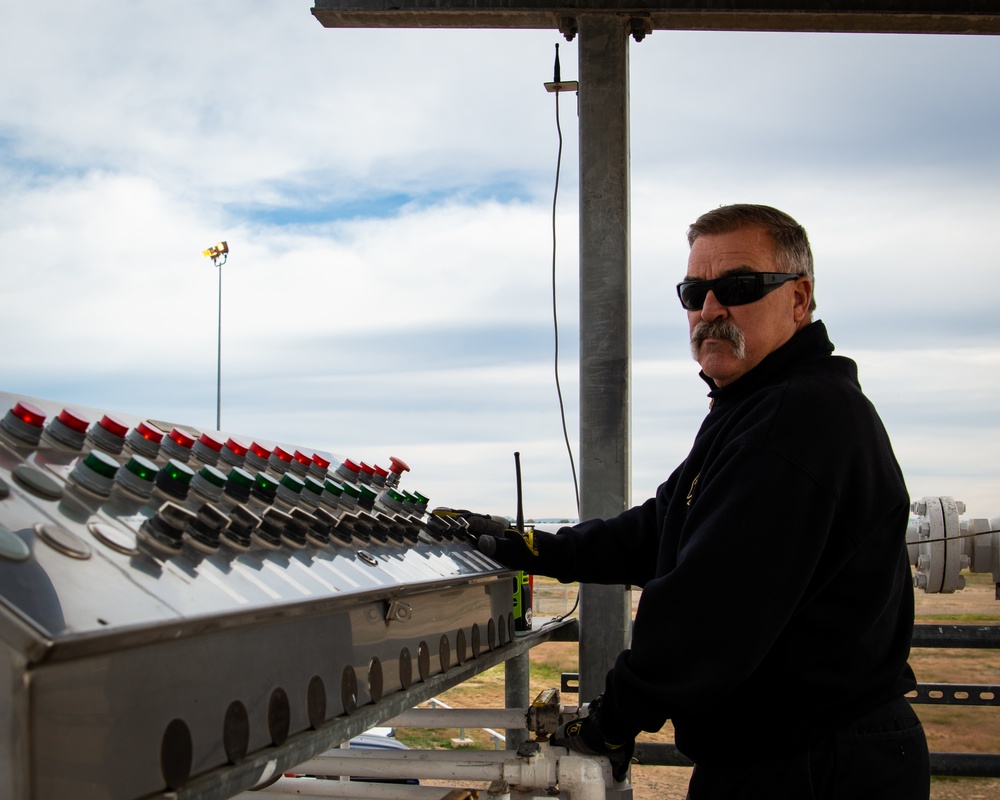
top-left (479, 205), bottom-right (930, 798)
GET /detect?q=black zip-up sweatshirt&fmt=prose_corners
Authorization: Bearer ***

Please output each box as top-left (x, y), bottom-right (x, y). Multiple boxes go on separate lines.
top-left (538, 321), bottom-right (916, 764)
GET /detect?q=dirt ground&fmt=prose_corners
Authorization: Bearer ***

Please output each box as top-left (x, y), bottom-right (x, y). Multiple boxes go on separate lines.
top-left (399, 574), bottom-right (1000, 799)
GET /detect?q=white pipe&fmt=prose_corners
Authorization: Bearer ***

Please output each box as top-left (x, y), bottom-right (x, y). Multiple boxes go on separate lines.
top-left (554, 753), bottom-right (611, 800)
top-left (387, 707), bottom-right (528, 730)
top-left (284, 743), bottom-right (611, 799)
top-left (295, 748), bottom-right (514, 782)
top-left (502, 743), bottom-right (559, 790)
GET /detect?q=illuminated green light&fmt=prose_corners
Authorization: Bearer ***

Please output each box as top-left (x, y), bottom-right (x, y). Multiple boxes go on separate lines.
top-left (164, 459), bottom-right (194, 484)
top-left (125, 455), bottom-right (158, 483)
top-left (83, 450), bottom-right (119, 479)
top-left (413, 492), bottom-right (429, 504)
top-left (388, 489), bottom-right (405, 502)
top-left (255, 473), bottom-right (278, 492)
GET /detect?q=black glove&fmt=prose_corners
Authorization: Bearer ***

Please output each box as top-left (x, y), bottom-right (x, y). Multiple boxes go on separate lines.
top-left (430, 507), bottom-right (508, 545)
top-left (476, 528), bottom-right (540, 572)
top-left (549, 695), bottom-right (635, 783)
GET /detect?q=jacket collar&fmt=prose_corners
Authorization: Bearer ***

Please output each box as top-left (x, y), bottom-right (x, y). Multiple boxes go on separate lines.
top-left (700, 320), bottom-right (834, 402)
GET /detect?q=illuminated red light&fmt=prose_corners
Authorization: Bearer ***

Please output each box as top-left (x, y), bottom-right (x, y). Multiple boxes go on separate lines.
top-left (58, 408), bottom-right (90, 433)
top-left (293, 450), bottom-right (312, 466)
top-left (13, 401), bottom-right (47, 429)
top-left (168, 428), bottom-right (195, 448)
top-left (136, 421), bottom-right (164, 443)
top-left (99, 414), bottom-right (129, 438)
top-left (272, 446), bottom-right (293, 463)
top-left (198, 433), bottom-right (223, 452)
top-left (250, 441), bottom-right (271, 459)
top-left (225, 437), bottom-right (249, 457)
top-left (311, 453), bottom-right (331, 470)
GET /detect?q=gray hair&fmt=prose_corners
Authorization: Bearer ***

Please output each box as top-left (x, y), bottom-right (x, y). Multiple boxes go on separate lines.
top-left (687, 204), bottom-right (816, 313)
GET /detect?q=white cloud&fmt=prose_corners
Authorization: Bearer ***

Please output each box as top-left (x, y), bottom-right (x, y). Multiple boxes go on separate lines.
top-left (1, 3), bottom-right (999, 522)
top-left (846, 347), bottom-right (1000, 516)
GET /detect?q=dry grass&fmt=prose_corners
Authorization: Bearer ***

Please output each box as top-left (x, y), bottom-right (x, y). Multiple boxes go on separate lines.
top-left (395, 574), bottom-right (1000, 799)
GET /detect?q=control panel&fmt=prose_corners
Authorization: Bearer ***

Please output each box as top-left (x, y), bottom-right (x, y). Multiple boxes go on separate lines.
top-left (0, 391), bottom-right (514, 800)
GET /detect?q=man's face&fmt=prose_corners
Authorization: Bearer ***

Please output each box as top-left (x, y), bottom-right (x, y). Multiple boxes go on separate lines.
top-left (685, 226), bottom-right (812, 388)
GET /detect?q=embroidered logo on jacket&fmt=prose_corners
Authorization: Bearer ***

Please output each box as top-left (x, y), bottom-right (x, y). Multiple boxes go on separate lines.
top-left (686, 474), bottom-right (700, 506)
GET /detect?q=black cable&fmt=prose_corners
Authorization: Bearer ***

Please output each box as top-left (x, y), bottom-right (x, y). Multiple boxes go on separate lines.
top-left (550, 54), bottom-right (581, 521)
top-left (913, 527), bottom-right (1000, 545)
top-left (548, 44), bottom-right (582, 622)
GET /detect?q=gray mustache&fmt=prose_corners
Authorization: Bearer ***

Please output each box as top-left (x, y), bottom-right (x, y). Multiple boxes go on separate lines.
top-left (691, 319), bottom-right (747, 360)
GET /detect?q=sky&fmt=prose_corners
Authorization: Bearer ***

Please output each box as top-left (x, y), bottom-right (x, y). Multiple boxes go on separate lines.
top-left (1, 2), bottom-right (999, 524)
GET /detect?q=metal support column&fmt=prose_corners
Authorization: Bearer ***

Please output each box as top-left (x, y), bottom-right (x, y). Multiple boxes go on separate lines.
top-left (576, 13), bottom-right (633, 703)
top-left (504, 650), bottom-right (530, 749)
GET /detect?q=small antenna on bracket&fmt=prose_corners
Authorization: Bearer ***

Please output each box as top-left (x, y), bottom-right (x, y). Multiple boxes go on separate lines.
top-left (544, 43), bottom-right (578, 94)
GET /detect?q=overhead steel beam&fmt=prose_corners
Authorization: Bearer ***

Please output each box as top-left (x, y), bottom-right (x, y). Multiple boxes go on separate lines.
top-left (312, 1), bottom-right (1000, 36)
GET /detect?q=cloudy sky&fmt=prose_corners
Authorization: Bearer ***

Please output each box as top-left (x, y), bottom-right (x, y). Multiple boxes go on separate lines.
top-left (2, 3), bottom-right (998, 523)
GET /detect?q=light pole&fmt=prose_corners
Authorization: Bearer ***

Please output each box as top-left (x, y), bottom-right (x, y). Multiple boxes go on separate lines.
top-left (202, 241), bottom-right (228, 430)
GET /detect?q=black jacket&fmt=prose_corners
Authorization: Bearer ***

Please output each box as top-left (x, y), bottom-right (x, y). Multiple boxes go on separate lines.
top-left (539, 321), bottom-right (915, 763)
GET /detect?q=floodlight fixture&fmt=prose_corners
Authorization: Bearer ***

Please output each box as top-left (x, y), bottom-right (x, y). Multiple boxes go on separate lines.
top-left (202, 241), bottom-right (229, 266)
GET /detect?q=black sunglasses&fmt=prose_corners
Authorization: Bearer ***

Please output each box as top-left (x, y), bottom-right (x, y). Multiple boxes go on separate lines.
top-left (676, 272), bottom-right (800, 311)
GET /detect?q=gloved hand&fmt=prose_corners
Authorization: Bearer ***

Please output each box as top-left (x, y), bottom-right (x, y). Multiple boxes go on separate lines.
top-left (549, 695), bottom-right (635, 783)
top-left (430, 507), bottom-right (508, 545)
top-left (476, 528), bottom-right (540, 572)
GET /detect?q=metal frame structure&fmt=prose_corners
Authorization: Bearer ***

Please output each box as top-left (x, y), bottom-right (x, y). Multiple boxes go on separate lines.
top-left (565, 624), bottom-right (1000, 777)
top-left (307, 0), bottom-right (1000, 788)
top-left (309, 0), bottom-right (1000, 730)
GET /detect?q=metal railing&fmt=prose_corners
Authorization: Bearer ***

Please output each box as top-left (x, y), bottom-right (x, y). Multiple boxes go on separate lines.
top-left (554, 622), bottom-right (1000, 777)
top-left (367, 617), bottom-right (1000, 790)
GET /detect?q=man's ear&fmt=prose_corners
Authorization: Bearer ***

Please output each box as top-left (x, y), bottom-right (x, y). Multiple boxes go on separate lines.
top-left (792, 278), bottom-right (813, 323)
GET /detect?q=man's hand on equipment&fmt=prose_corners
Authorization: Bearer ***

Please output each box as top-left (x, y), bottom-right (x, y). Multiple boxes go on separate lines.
top-left (430, 507), bottom-right (508, 545)
top-left (476, 528), bottom-right (539, 571)
top-left (549, 695), bottom-right (635, 783)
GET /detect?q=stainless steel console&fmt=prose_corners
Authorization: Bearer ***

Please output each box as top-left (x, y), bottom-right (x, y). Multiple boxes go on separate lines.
top-left (0, 391), bottom-right (514, 800)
